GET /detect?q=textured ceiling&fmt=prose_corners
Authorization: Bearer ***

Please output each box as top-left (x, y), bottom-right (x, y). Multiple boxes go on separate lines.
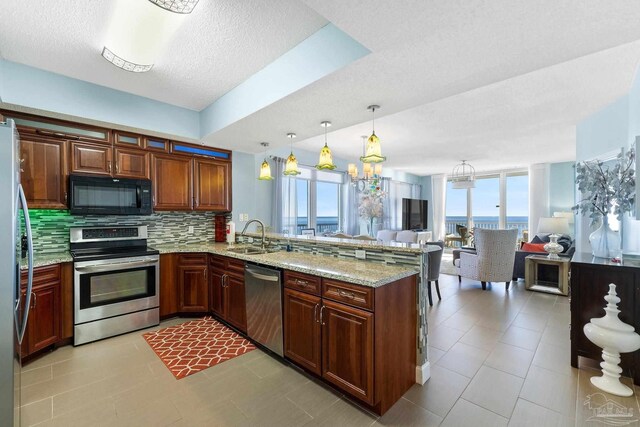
top-left (0, 0), bottom-right (327, 110)
top-left (4, 1), bottom-right (640, 175)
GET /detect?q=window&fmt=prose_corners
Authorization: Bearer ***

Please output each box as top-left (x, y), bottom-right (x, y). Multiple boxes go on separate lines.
top-left (445, 180), bottom-right (468, 235)
top-left (506, 173), bottom-right (529, 238)
top-left (283, 166), bottom-right (343, 235)
top-left (472, 175), bottom-right (500, 231)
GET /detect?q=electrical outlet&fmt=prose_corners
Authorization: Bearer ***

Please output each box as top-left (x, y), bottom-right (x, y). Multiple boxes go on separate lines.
top-left (188, 226), bottom-right (194, 233)
top-left (242, 214), bottom-right (249, 221)
top-left (355, 250), bottom-right (366, 259)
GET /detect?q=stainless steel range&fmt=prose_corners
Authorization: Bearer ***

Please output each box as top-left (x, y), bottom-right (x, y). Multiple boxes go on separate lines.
top-left (70, 225), bottom-right (159, 345)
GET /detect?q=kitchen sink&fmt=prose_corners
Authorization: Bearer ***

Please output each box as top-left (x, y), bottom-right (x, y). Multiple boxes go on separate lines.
top-left (226, 246), bottom-right (278, 255)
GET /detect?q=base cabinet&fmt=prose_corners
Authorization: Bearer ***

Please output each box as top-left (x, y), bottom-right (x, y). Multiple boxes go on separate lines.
top-left (20, 265), bottom-right (63, 358)
top-left (177, 255), bottom-right (209, 313)
top-left (209, 256), bottom-right (246, 333)
top-left (283, 271), bottom-right (417, 415)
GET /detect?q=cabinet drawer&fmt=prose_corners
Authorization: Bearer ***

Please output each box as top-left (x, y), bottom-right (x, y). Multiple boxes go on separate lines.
top-left (209, 255), bottom-right (226, 270)
top-left (178, 254), bottom-right (208, 266)
top-left (284, 271), bottom-right (321, 296)
top-left (21, 264), bottom-right (61, 287)
top-left (226, 257), bottom-right (245, 277)
top-left (322, 279), bottom-right (374, 311)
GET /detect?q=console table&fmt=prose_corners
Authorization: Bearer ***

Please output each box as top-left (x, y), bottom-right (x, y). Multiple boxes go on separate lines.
top-left (570, 253), bottom-right (640, 385)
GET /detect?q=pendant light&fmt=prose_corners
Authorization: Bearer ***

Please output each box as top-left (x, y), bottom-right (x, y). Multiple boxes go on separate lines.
top-left (316, 121), bottom-right (337, 170)
top-left (451, 160), bottom-right (476, 189)
top-left (360, 105), bottom-right (386, 164)
top-left (258, 142), bottom-right (274, 181)
top-left (283, 133), bottom-right (301, 176)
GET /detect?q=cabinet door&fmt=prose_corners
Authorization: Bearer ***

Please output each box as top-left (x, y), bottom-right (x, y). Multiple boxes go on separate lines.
top-left (284, 289), bottom-right (322, 375)
top-left (20, 136), bottom-right (67, 208)
top-left (70, 141), bottom-right (113, 176)
top-left (225, 275), bottom-right (246, 333)
top-left (159, 254), bottom-right (178, 318)
top-left (152, 154), bottom-right (192, 210)
top-left (26, 284), bottom-right (61, 354)
top-left (178, 265), bottom-right (209, 312)
top-left (210, 270), bottom-right (226, 318)
top-left (322, 299), bottom-right (374, 405)
top-left (114, 148), bottom-right (150, 179)
top-left (193, 159), bottom-right (231, 211)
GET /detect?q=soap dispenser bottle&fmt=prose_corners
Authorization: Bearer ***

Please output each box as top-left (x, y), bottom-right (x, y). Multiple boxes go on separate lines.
top-left (226, 221), bottom-right (236, 244)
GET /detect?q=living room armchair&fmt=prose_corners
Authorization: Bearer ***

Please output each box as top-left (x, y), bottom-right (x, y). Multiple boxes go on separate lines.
top-left (455, 228), bottom-right (518, 290)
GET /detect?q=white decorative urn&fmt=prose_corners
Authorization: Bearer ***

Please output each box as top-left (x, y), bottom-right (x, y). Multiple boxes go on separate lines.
top-left (583, 284), bottom-right (640, 397)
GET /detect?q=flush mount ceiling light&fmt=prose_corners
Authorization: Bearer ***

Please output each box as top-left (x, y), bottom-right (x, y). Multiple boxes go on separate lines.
top-left (283, 133), bottom-right (301, 176)
top-left (451, 160), bottom-right (476, 189)
top-left (258, 142), bottom-right (274, 181)
top-left (102, 0), bottom-right (195, 73)
top-left (316, 121), bottom-right (337, 170)
top-left (360, 105), bottom-right (386, 164)
top-left (148, 0), bottom-right (200, 14)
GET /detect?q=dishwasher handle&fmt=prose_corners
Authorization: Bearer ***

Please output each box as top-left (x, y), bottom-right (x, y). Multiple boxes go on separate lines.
top-left (245, 267), bottom-right (280, 282)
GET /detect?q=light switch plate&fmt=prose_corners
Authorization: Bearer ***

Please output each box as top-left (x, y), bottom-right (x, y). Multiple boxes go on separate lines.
top-left (355, 250), bottom-right (366, 259)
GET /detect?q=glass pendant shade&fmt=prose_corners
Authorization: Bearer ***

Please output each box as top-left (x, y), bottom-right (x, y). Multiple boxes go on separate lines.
top-left (316, 144), bottom-right (337, 170)
top-left (360, 131), bottom-right (386, 163)
top-left (348, 163), bottom-right (358, 178)
top-left (374, 164), bottom-right (383, 175)
top-left (284, 152), bottom-right (301, 176)
top-left (258, 158), bottom-right (274, 180)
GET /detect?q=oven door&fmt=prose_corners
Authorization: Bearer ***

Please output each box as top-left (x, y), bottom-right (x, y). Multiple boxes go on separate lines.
top-left (74, 255), bottom-right (159, 324)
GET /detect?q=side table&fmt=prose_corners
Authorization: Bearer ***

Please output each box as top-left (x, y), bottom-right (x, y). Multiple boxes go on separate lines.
top-left (525, 255), bottom-right (570, 296)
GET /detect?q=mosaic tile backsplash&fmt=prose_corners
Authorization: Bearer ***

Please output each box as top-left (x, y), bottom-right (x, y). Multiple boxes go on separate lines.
top-left (28, 210), bottom-right (217, 254)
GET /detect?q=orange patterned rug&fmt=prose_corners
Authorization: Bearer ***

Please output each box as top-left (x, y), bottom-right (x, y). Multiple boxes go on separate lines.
top-left (143, 317), bottom-right (255, 379)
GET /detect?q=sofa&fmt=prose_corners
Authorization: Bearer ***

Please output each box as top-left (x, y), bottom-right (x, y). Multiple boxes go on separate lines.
top-left (376, 229), bottom-right (433, 243)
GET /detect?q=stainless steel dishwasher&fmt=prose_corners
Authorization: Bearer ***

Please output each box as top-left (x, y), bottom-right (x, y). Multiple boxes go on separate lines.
top-left (244, 264), bottom-right (283, 356)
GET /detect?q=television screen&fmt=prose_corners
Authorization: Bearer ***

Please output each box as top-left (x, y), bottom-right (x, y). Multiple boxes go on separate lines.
top-left (402, 198), bottom-right (428, 230)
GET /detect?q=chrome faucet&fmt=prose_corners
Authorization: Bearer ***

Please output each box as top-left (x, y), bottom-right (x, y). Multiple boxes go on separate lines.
top-left (241, 219), bottom-right (266, 249)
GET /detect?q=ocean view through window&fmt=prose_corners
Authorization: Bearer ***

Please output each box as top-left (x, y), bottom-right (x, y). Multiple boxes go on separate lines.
top-left (446, 172), bottom-right (528, 239)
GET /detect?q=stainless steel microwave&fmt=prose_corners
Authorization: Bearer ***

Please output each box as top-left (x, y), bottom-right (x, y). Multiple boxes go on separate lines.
top-left (69, 175), bottom-right (153, 215)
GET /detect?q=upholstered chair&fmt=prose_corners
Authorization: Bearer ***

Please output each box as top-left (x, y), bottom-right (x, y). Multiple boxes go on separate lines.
top-left (376, 230), bottom-right (397, 242)
top-left (455, 228), bottom-right (518, 290)
top-left (395, 230), bottom-right (418, 243)
top-left (426, 241), bottom-right (445, 306)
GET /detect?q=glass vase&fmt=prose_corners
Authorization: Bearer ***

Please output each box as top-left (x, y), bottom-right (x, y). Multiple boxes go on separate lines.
top-left (589, 216), bottom-right (621, 259)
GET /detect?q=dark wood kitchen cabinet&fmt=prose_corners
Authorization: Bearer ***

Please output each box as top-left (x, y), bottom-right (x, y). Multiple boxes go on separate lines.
top-left (114, 147), bottom-right (150, 179)
top-left (152, 153), bottom-right (193, 211)
top-left (159, 254), bottom-right (178, 318)
top-left (20, 265), bottom-right (62, 358)
top-left (209, 255), bottom-right (246, 333)
top-left (70, 141), bottom-right (113, 176)
top-left (19, 135), bottom-right (68, 208)
top-left (283, 288), bottom-right (322, 375)
top-left (282, 270), bottom-right (417, 415)
top-left (193, 159), bottom-right (231, 211)
top-left (177, 255), bottom-right (209, 313)
top-left (570, 253), bottom-right (640, 385)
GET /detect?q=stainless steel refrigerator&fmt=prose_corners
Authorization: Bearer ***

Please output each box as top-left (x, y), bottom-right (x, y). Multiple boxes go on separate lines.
top-left (0, 118), bottom-right (34, 427)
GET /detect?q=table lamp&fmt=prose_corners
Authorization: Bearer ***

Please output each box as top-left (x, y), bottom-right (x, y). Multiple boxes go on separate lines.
top-left (537, 217), bottom-right (570, 259)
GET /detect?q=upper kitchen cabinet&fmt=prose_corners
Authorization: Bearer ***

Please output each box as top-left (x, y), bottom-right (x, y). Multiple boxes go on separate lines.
top-left (194, 159), bottom-right (231, 211)
top-left (19, 135), bottom-right (68, 208)
top-left (113, 131), bottom-right (143, 148)
top-left (70, 141), bottom-right (113, 176)
top-left (114, 148), bottom-right (150, 179)
top-left (5, 111), bottom-right (111, 144)
top-left (152, 153), bottom-right (193, 210)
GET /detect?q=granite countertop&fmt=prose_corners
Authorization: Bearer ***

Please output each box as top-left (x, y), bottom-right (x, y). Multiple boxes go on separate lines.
top-left (21, 251), bottom-right (73, 270)
top-left (154, 243), bottom-right (418, 288)
top-left (242, 232), bottom-right (439, 254)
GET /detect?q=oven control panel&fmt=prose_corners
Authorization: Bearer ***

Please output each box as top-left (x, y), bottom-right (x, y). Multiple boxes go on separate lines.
top-left (82, 228), bottom-right (138, 240)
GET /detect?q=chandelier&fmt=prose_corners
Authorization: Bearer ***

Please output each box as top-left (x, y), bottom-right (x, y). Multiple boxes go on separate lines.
top-left (451, 160), bottom-right (476, 189)
top-left (349, 136), bottom-right (385, 193)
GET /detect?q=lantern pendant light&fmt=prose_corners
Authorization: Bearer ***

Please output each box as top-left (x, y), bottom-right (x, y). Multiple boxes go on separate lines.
top-left (316, 121), bottom-right (337, 170)
top-left (360, 105), bottom-right (386, 164)
top-left (258, 142), bottom-right (274, 181)
top-left (283, 133), bottom-right (301, 176)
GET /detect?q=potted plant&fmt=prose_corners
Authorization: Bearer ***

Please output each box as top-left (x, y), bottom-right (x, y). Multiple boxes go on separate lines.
top-left (573, 146), bottom-right (635, 258)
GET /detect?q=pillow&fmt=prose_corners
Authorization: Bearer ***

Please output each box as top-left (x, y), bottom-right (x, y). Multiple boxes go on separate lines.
top-left (531, 235), bottom-right (549, 244)
top-left (521, 242), bottom-right (548, 253)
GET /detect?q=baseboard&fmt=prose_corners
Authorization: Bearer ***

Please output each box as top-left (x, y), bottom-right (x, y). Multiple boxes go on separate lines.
top-left (415, 361), bottom-right (431, 385)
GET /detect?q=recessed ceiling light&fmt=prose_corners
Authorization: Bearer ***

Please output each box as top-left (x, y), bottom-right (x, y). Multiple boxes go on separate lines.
top-left (101, 47), bottom-right (153, 73)
top-left (148, 0), bottom-right (200, 14)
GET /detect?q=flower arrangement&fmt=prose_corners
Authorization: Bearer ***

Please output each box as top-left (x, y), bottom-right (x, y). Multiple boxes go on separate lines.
top-left (573, 146), bottom-right (636, 225)
top-left (358, 191), bottom-right (384, 220)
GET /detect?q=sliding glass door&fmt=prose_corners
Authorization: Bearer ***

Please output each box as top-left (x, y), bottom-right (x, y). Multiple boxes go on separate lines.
top-left (472, 175), bottom-right (500, 231)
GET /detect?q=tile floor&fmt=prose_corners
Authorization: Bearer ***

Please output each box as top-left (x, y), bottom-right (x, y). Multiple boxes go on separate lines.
top-left (21, 274), bottom-right (640, 426)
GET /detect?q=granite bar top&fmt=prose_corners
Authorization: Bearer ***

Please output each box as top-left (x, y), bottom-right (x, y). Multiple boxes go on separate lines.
top-left (242, 232), bottom-right (437, 254)
top-left (154, 243), bottom-right (418, 288)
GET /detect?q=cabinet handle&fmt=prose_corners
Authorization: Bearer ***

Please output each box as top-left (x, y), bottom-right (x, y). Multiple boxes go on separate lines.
top-left (337, 290), bottom-right (355, 299)
top-left (319, 305), bottom-right (326, 325)
top-left (295, 279), bottom-right (309, 287)
top-left (115, 162), bottom-right (119, 173)
top-left (152, 195), bottom-right (156, 207)
top-left (107, 161), bottom-right (112, 173)
top-left (222, 274), bottom-right (227, 287)
top-left (314, 303), bottom-right (319, 323)
top-left (204, 268), bottom-right (207, 280)
top-left (31, 292), bottom-right (36, 309)
top-left (64, 192), bottom-right (68, 203)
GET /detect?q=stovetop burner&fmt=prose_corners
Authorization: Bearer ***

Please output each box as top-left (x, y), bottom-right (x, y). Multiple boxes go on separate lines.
top-left (70, 246), bottom-right (159, 262)
top-left (69, 225), bottom-right (157, 262)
